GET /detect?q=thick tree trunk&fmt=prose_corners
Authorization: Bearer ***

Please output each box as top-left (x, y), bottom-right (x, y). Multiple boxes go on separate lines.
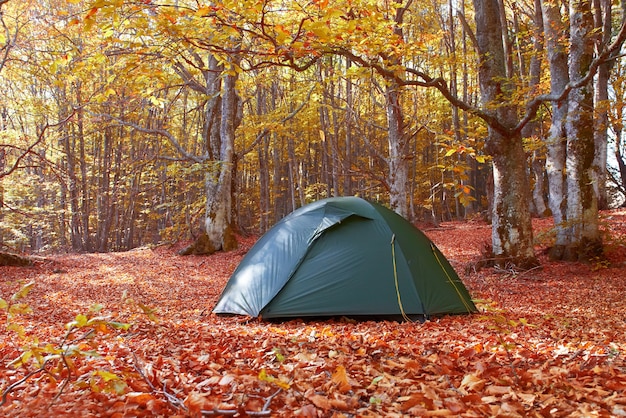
top-left (562, 0), bottom-right (602, 260)
top-left (473, 0), bottom-right (538, 268)
top-left (386, 85), bottom-right (410, 219)
top-left (541, 0), bottom-right (570, 256)
top-left (591, 0), bottom-right (613, 210)
top-left (203, 69), bottom-right (238, 253)
top-left (386, 1), bottom-right (410, 219)
top-left (489, 132), bottom-right (538, 268)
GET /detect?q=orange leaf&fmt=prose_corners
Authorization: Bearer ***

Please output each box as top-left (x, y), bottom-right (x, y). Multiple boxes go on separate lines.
top-left (331, 365), bottom-right (351, 393)
top-left (308, 394), bottom-right (332, 410)
top-left (183, 392), bottom-right (211, 416)
top-left (125, 392), bottom-right (155, 406)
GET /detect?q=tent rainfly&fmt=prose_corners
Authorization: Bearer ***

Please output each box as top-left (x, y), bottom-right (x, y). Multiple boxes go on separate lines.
top-left (213, 196), bottom-right (476, 320)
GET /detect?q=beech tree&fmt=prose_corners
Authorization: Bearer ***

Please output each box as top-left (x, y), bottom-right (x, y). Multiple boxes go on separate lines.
top-left (470, 0), bottom-right (537, 267)
top-left (540, 0), bottom-right (626, 260)
top-left (563, 0), bottom-right (600, 260)
top-left (3, 0), bottom-right (626, 262)
top-left (79, 0), bottom-right (625, 264)
top-left (610, 59), bottom-right (626, 197)
top-left (0, 0), bottom-right (10, 251)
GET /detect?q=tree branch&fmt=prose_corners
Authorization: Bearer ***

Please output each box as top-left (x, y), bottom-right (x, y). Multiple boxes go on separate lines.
top-left (238, 85), bottom-right (315, 157)
top-left (327, 13), bottom-right (626, 139)
top-left (516, 16), bottom-right (626, 133)
top-left (90, 113), bottom-right (206, 163)
top-left (1, 110), bottom-right (77, 179)
top-left (0, 0), bottom-right (19, 75)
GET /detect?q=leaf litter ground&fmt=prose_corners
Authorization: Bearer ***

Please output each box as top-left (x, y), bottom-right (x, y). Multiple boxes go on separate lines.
top-left (1, 210), bottom-right (625, 417)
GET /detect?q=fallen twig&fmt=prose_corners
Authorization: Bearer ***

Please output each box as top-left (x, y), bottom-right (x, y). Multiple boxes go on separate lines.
top-left (132, 353), bottom-right (188, 412)
top-left (0, 359), bottom-right (52, 407)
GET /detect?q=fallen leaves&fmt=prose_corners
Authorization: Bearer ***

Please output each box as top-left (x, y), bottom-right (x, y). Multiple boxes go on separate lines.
top-left (331, 365), bottom-right (352, 393)
top-left (1, 210), bottom-right (625, 416)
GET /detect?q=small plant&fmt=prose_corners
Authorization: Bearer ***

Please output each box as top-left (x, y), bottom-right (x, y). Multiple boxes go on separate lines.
top-left (591, 255), bottom-right (611, 271)
top-left (475, 300), bottom-right (536, 383)
top-left (0, 282), bottom-right (133, 406)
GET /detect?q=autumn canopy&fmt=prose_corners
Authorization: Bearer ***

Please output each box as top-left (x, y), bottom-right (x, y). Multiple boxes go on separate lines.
top-left (213, 197), bottom-right (477, 320)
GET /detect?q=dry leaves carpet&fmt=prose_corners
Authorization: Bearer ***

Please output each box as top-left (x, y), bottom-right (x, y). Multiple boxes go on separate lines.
top-left (1, 210), bottom-right (626, 417)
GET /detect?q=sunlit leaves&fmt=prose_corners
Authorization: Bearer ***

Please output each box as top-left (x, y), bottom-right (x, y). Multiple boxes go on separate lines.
top-left (90, 369), bottom-right (127, 394)
top-left (11, 281), bottom-right (35, 301)
top-left (258, 368), bottom-right (291, 389)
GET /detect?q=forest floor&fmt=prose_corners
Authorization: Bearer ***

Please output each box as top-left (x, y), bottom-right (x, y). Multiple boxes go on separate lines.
top-left (1, 210), bottom-right (626, 417)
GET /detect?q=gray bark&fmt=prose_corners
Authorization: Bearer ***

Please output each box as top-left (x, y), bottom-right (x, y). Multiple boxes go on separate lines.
top-left (473, 0), bottom-right (538, 267)
top-left (563, 0), bottom-right (602, 260)
top-left (386, 0), bottom-right (410, 219)
top-left (592, 0), bottom-right (612, 210)
top-left (204, 67), bottom-right (239, 252)
top-left (386, 84), bottom-right (410, 218)
top-left (526, 0), bottom-right (548, 216)
top-left (541, 0), bottom-right (570, 253)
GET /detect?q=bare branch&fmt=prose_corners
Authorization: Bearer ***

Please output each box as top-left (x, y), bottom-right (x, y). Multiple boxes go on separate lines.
top-left (1, 110), bottom-right (77, 179)
top-left (0, 3), bottom-right (14, 74)
top-left (516, 17), bottom-right (626, 134)
top-left (327, 11), bottom-right (626, 138)
top-left (90, 113), bottom-right (206, 163)
top-left (238, 85), bottom-right (316, 156)
top-left (0, 359), bottom-right (53, 407)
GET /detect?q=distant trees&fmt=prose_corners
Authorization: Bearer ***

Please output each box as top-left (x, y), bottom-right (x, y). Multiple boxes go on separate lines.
top-left (0, 0), bottom-right (625, 267)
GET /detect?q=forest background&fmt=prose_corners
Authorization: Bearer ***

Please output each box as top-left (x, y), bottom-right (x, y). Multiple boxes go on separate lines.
top-left (2, 1), bottom-right (626, 416)
top-left (0, 0), bottom-right (626, 264)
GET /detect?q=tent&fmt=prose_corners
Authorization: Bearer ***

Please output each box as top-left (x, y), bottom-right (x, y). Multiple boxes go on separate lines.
top-left (213, 196), bottom-right (476, 320)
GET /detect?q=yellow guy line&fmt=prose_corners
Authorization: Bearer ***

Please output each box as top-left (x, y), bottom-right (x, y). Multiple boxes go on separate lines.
top-left (431, 243), bottom-right (474, 313)
top-left (391, 234), bottom-right (413, 322)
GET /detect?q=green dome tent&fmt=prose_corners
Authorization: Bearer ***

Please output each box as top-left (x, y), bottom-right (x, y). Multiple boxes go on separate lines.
top-left (213, 196), bottom-right (476, 320)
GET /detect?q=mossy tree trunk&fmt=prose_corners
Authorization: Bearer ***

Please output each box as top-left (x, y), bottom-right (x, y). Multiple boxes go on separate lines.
top-left (202, 58), bottom-right (239, 255)
top-left (473, 0), bottom-right (539, 268)
top-left (0, 252), bottom-right (32, 267)
top-left (561, 0), bottom-right (602, 261)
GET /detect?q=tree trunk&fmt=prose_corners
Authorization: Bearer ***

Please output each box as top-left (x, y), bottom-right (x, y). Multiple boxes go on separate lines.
top-left (616, 128), bottom-right (626, 193)
top-left (0, 148), bottom-right (4, 249)
top-left (592, 0), bottom-right (613, 210)
top-left (76, 82), bottom-right (91, 252)
top-left (0, 251), bottom-right (32, 267)
top-left (531, 151), bottom-right (548, 216)
top-left (386, 1), bottom-right (410, 219)
top-left (562, 0), bottom-right (602, 260)
top-left (473, 0), bottom-right (538, 268)
top-left (344, 57), bottom-right (354, 196)
top-left (526, 0), bottom-right (548, 216)
top-left (594, 59), bottom-right (610, 210)
top-left (541, 0), bottom-right (570, 256)
top-left (259, 135), bottom-right (271, 233)
top-left (386, 84), bottom-right (410, 218)
top-left (66, 126), bottom-right (82, 251)
top-left (203, 67), bottom-right (238, 253)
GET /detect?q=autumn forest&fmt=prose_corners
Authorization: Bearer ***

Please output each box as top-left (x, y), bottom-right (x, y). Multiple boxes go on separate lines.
top-left (0, 0), bottom-right (622, 262)
top-left (1, 0), bottom-right (626, 416)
